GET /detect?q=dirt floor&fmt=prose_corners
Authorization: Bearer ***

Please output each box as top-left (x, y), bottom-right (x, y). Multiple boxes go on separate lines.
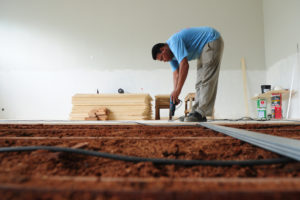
top-left (0, 122), bottom-right (300, 199)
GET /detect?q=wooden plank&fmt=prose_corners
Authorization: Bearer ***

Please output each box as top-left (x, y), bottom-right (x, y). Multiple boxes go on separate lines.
top-left (72, 106), bottom-right (149, 112)
top-left (241, 58), bottom-right (249, 118)
top-left (70, 116), bottom-right (151, 120)
top-left (251, 89), bottom-right (294, 100)
top-left (71, 102), bottom-right (150, 106)
top-left (73, 94), bottom-right (152, 101)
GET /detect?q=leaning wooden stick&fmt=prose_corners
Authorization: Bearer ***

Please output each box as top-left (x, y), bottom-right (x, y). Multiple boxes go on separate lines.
top-left (241, 57), bottom-right (249, 118)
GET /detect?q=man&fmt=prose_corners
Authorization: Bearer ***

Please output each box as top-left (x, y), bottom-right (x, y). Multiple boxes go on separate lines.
top-left (152, 27), bottom-right (224, 122)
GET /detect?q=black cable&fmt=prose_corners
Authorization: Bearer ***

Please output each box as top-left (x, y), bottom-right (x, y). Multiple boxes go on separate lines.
top-left (134, 121), bottom-right (300, 127)
top-left (0, 146), bottom-right (295, 166)
top-left (212, 117), bottom-right (255, 121)
top-left (134, 122), bottom-right (200, 127)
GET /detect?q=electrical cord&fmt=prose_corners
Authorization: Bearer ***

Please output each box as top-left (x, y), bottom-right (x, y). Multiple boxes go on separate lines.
top-left (212, 117), bottom-right (256, 121)
top-left (0, 146), bottom-right (295, 166)
top-left (175, 99), bottom-right (183, 110)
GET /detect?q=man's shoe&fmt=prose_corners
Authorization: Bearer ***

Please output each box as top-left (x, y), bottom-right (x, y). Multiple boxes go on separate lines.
top-left (178, 115), bottom-right (185, 122)
top-left (184, 112), bottom-right (207, 122)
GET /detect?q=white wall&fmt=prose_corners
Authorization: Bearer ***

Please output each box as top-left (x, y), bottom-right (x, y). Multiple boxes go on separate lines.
top-left (263, 0), bottom-right (300, 119)
top-left (0, 0), bottom-right (265, 120)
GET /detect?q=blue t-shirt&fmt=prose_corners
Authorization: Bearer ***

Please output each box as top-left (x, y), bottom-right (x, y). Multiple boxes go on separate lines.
top-left (166, 27), bottom-right (220, 72)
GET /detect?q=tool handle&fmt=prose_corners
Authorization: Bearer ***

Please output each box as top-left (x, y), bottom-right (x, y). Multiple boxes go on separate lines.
top-left (169, 98), bottom-right (176, 120)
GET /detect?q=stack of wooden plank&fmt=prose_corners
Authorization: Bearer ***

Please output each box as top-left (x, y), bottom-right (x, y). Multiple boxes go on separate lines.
top-left (85, 107), bottom-right (109, 121)
top-left (70, 94), bottom-right (153, 120)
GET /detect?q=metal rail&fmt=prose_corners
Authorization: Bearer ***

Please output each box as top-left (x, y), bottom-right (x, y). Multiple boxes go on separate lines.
top-left (199, 123), bottom-right (300, 161)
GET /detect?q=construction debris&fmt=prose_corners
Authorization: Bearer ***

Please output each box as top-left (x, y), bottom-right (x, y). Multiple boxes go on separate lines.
top-left (70, 94), bottom-right (153, 120)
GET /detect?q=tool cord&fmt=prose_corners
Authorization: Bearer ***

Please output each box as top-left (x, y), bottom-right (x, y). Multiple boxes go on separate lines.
top-left (0, 146), bottom-right (294, 166)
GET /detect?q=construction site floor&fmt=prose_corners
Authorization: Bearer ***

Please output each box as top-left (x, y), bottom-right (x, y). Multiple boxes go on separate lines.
top-left (0, 119), bottom-right (299, 199)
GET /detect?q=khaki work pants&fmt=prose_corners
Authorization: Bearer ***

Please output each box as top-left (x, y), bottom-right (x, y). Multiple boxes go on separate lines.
top-left (192, 37), bottom-right (224, 117)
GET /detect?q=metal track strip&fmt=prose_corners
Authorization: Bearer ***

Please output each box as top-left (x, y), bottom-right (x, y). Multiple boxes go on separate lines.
top-left (199, 123), bottom-right (300, 161)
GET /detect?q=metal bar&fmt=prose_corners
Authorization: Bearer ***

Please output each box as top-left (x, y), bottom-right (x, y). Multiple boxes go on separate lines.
top-left (199, 123), bottom-right (300, 161)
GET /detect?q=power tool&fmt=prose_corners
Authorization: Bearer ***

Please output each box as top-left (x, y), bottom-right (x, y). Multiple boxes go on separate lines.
top-left (169, 98), bottom-right (180, 120)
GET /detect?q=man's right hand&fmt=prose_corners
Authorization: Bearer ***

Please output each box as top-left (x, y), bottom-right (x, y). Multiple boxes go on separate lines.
top-left (170, 89), bottom-right (180, 105)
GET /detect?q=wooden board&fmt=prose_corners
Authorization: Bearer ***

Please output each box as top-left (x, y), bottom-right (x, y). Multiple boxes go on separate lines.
top-left (251, 89), bottom-right (295, 100)
top-left (241, 58), bottom-right (249, 117)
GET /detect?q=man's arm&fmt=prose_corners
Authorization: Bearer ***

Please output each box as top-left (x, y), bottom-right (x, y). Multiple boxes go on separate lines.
top-left (171, 57), bottom-right (189, 103)
top-left (173, 68), bottom-right (179, 90)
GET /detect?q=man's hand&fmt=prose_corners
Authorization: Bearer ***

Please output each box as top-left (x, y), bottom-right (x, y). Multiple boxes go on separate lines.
top-left (171, 89), bottom-right (180, 104)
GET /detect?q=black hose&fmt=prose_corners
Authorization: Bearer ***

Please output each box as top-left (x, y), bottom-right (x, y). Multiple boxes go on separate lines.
top-left (0, 146), bottom-right (294, 166)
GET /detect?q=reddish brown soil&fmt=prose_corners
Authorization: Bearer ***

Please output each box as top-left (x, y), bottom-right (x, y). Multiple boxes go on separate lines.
top-left (0, 123), bottom-right (300, 199)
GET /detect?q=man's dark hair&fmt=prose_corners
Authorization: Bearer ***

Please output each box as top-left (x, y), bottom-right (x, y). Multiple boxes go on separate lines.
top-left (152, 43), bottom-right (166, 60)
